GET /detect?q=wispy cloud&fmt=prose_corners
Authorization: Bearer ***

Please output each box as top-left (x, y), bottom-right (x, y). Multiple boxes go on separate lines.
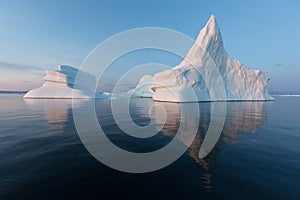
top-left (0, 60), bottom-right (53, 75)
top-left (0, 61), bottom-right (42, 69)
top-left (267, 63), bottom-right (297, 68)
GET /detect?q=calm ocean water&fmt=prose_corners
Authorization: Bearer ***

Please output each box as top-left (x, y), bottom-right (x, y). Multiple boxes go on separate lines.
top-left (0, 94), bottom-right (299, 200)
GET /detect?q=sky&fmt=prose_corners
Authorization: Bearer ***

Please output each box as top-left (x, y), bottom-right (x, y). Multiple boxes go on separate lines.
top-left (0, 0), bottom-right (299, 93)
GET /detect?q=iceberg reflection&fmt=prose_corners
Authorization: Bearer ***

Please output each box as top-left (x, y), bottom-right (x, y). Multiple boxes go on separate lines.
top-left (24, 99), bottom-right (86, 130)
top-left (149, 100), bottom-right (268, 159)
top-left (149, 100), bottom-right (268, 191)
top-left (23, 97), bottom-right (268, 182)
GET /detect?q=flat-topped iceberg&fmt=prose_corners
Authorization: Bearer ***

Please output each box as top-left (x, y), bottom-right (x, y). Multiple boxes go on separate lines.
top-left (130, 15), bottom-right (274, 102)
top-left (24, 65), bottom-right (109, 99)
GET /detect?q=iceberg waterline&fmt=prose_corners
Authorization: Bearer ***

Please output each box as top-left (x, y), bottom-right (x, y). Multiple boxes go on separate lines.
top-left (130, 15), bottom-right (274, 102)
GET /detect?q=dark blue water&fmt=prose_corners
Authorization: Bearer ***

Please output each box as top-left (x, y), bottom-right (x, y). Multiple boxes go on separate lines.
top-left (0, 94), bottom-right (299, 200)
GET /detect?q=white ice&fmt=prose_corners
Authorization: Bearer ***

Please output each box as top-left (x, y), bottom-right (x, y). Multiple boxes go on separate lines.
top-left (130, 15), bottom-right (274, 102)
top-left (24, 65), bottom-right (110, 99)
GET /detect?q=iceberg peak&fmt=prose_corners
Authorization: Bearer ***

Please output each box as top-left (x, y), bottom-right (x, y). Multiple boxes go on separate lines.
top-left (195, 15), bottom-right (223, 50)
top-left (203, 15), bottom-right (218, 34)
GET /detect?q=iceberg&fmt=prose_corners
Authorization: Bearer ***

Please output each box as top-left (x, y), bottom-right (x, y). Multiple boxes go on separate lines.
top-left (24, 65), bottom-right (109, 99)
top-left (127, 75), bottom-right (153, 98)
top-left (130, 15), bottom-right (274, 102)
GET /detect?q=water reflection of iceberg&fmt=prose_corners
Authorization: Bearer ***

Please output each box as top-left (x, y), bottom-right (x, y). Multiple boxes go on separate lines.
top-left (149, 100), bottom-right (268, 190)
top-left (149, 101), bottom-right (267, 161)
top-left (23, 99), bottom-right (86, 130)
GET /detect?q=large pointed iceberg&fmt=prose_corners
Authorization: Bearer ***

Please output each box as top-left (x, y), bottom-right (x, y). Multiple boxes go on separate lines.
top-left (130, 15), bottom-right (274, 102)
top-left (24, 65), bottom-right (108, 99)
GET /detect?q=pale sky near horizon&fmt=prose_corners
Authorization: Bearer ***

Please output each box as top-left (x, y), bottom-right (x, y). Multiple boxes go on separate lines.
top-left (0, 0), bottom-right (299, 92)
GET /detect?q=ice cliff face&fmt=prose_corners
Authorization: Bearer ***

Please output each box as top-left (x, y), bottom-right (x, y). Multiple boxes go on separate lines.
top-left (131, 15), bottom-right (274, 102)
top-left (24, 65), bottom-right (107, 98)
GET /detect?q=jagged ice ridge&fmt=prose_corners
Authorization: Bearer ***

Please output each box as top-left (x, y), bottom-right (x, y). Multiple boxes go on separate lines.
top-left (130, 15), bottom-right (274, 102)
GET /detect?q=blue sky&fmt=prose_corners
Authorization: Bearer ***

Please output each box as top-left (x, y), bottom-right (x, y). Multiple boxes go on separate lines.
top-left (0, 0), bottom-right (299, 92)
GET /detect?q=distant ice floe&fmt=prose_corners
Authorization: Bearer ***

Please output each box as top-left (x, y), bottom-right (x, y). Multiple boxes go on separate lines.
top-left (272, 95), bottom-right (300, 97)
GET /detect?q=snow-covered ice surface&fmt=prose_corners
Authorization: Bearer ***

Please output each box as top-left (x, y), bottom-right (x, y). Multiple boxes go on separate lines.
top-left (24, 65), bottom-right (110, 99)
top-left (131, 15), bottom-right (274, 102)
